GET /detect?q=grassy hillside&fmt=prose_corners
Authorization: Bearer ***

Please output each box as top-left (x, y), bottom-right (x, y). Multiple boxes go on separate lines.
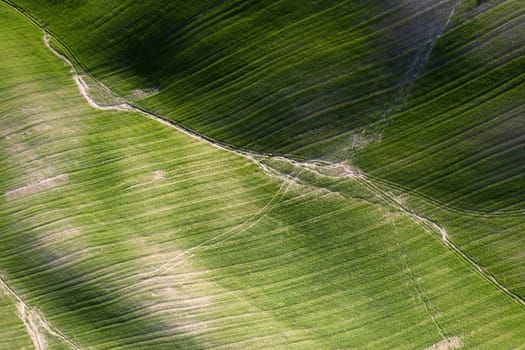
top-left (355, 0), bottom-right (525, 212)
top-left (0, 285), bottom-right (34, 349)
top-left (351, 0), bottom-right (525, 298)
top-left (8, 0), bottom-right (524, 214)
top-left (9, 0), bottom-right (458, 155)
top-left (366, 173), bottom-right (525, 297)
top-left (7, 0), bottom-right (524, 302)
top-left (1, 2), bottom-right (525, 349)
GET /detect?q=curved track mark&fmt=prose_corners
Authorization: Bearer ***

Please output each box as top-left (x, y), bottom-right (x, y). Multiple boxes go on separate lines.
top-left (0, 275), bottom-right (81, 350)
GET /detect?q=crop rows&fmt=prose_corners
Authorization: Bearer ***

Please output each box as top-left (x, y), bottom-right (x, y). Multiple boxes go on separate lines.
top-left (1, 1), bottom-right (524, 349)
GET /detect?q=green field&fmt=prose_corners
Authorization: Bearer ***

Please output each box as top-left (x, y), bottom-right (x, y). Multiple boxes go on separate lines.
top-left (9, 0), bottom-right (524, 305)
top-left (1, 0), bottom-right (524, 349)
top-left (7, 0), bottom-right (460, 155)
top-left (10, 0), bottom-right (524, 211)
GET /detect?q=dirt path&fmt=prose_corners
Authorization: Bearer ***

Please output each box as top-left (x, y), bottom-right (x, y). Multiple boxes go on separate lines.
top-left (43, 30), bottom-right (363, 186)
top-left (17, 303), bottom-right (46, 350)
top-left (424, 336), bottom-right (463, 350)
top-left (43, 34), bottom-right (264, 158)
top-left (0, 275), bottom-right (82, 350)
top-left (263, 157), bottom-right (524, 308)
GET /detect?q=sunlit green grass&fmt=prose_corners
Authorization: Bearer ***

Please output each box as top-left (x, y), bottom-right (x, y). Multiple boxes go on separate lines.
top-left (1, 2), bottom-right (525, 349)
top-left (0, 289), bottom-right (33, 349)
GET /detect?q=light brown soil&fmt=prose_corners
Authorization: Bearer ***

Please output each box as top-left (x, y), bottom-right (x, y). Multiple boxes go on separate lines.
top-left (153, 170), bottom-right (166, 181)
top-left (17, 303), bottom-right (47, 350)
top-left (424, 336), bottom-right (463, 350)
top-left (5, 174), bottom-right (68, 199)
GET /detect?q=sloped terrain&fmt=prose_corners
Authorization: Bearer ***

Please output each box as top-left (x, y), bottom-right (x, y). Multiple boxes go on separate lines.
top-left (0, 285), bottom-right (34, 349)
top-left (1, 1), bottom-right (525, 349)
top-left (8, 0), bottom-right (524, 307)
top-left (355, 0), bottom-right (525, 212)
top-left (10, 0), bottom-right (524, 212)
top-left (9, 0), bottom-right (459, 156)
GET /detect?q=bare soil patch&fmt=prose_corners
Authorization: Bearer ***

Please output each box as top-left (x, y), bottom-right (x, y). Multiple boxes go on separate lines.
top-left (5, 174), bottom-right (68, 199)
top-left (17, 303), bottom-right (47, 350)
top-left (424, 336), bottom-right (463, 350)
top-left (153, 170), bottom-right (166, 181)
top-left (128, 87), bottom-right (159, 101)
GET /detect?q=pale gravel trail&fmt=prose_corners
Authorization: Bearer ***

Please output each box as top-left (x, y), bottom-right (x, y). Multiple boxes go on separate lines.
top-left (44, 33), bottom-right (362, 185)
top-left (17, 303), bottom-right (46, 350)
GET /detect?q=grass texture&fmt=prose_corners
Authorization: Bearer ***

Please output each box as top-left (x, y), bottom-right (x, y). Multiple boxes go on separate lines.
top-left (7, 0), bottom-right (524, 309)
top-left (9, 0), bottom-right (524, 215)
top-left (1, 2), bottom-right (525, 349)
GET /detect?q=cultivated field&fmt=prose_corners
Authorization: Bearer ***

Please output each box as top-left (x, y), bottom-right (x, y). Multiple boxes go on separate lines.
top-left (9, 0), bottom-right (463, 156)
top-left (1, 0), bottom-right (524, 349)
top-left (12, 0), bottom-right (524, 209)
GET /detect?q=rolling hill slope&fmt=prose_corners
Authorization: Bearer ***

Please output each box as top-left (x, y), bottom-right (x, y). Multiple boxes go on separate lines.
top-left (8, 0), bottom-right (458, 156)
top-left (7, 0), bottom-right (524, 307)
top-left (0, 285), bottom-right (34, 349)
top-left (355, 0), bottom-right (525, 212)
top-left (1, 2), bottom-right (525, 349)
top-left (8, 0), bottom-right (524, 213)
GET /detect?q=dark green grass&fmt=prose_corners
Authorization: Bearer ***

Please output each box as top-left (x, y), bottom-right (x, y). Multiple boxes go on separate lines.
top-left (354, 0), bottom-right (525, 211)
top-left (9, 0), bottom-right (524, 214)
top-left (10, 0), bottom-right (457, 156)
top-left (348, 0), bottom-right (525, 298)
top-left (1, 2), bottom-right (525, 349)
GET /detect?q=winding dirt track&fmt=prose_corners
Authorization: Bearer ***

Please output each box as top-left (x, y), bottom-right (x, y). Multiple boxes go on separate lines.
top-left (17, 303), bottom-right (46, 350)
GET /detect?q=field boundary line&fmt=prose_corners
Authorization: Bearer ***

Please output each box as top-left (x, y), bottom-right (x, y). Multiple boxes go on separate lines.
top-left (356, 176), bottom-right (525, 307)
top-left (4, 0), bottom-right (522, 217)
top-left (366, 174), bottom-right (525, 217)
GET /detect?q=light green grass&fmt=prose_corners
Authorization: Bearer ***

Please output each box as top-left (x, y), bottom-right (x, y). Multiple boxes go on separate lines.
top-left (367, 173), bottom-right (525, 298)
top-left (0, 286), bottom-right (34, 349)
top-left (1, 2), bottom-right (525, 349)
